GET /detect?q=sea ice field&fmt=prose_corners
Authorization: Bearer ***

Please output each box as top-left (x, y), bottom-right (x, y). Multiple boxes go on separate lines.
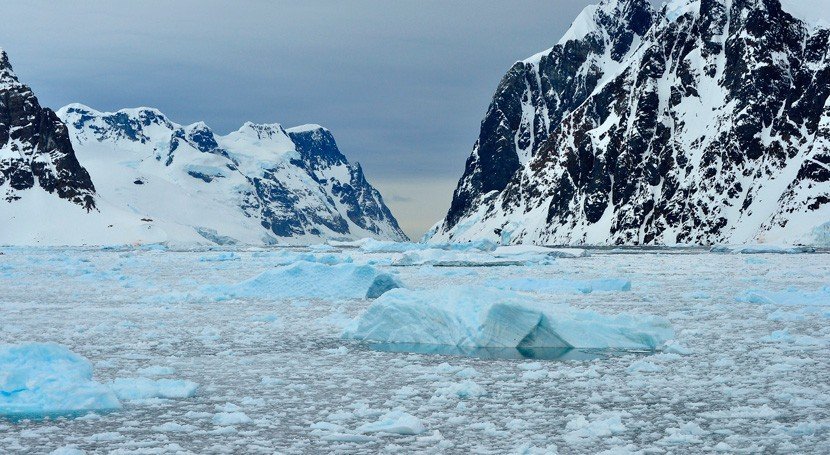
top-left (1, 242), bottom-right (829, 453)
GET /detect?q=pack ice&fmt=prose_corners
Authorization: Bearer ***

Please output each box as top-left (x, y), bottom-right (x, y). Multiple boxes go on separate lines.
top-left (207, 261), bottom-right (404, 300)
top-left (0, 344), bottom-right (121, 418)
top-left (489, 277), bottom-right (631, 294)
top-left (343, 287), bottom-right (673, 350)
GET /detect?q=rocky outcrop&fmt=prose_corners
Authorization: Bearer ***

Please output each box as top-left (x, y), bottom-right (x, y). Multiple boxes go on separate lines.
top-left (0, 49), bottom-right (96, 210)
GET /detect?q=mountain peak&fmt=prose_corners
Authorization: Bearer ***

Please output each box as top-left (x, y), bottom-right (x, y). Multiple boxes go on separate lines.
top-left (523, 0), bottom-right (654, 66)
top-left (0, 47), bottom-right (20, 85)
top-left (286, 124), bottom-right (328, 134)
top-left (234, 121), bottom-right (288, 140)
top-left (0, 48), bottom-right (96, 211)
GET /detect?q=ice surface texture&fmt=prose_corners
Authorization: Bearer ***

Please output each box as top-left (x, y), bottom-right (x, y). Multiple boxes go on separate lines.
top-left (0, 344), bottom-right (120, 418)
top-left (344, 287), bottom-right (673, 350)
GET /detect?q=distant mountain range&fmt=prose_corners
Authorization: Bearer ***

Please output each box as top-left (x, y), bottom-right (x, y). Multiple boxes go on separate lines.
top-left (0, 48), bottom-right (406, 245)
top-left (428, 0), bottom-right (830, 246)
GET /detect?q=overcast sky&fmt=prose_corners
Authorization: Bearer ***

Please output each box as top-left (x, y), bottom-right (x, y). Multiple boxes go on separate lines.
top-left (1, 0), bottom-right (594, 239)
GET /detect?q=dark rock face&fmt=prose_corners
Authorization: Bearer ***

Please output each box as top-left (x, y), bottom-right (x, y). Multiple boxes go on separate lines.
top-left (444, 0), bottom-right (654, 230)
top-left (0, 49), bottom-right (96, 209)
top-left (288, 127), bottom-right (407, 240)
top-left (434, 0), bottom-right (830, 245)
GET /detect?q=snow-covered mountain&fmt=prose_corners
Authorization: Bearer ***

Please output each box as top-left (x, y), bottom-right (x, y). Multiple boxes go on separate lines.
top-left (0, 49), bottom-right (96, 211)
top-left (428, 0), bottom-right (830, 246)
top-left (0, 49), bottom-right (406, 245)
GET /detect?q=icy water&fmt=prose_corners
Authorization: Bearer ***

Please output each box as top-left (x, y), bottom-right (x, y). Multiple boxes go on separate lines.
top-left (363, 343), bottom-right (642, 361)
top-left (1, 246), bottom-right (829, 453)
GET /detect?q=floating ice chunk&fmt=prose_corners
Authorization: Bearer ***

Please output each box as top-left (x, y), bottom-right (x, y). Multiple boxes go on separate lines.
top-left (659, 422), bottom-right (706, 445)
top-left (320, 433), bottom-right (376, 442)
top-left (0, 343), bottom-right (121, 418)
top-left (356, 410), bottom-right (426, 435)
top-left (344, 287), bottom-right (673, 350)
top-left (366, 273), bottom-right (405, 299)
top-left (135, 365), bottom-right (175, 376)
top-left (564, 412), bottom-right (627, 442)
top-left (736, 287), bottom-right (830, 307)
top-left (152, 421), bottom-right (198, 432)
top-left (662, 341), bottom-right (692, 355)
top-left (205, 261), bottom-right (403, 300)
top-left (212, 411), bottom-right (252, 426)
top-left (393, 249), bottom-right (527, 267)
top-left (444, 239), bottom-right (498, 252)
top-left (627, 360), bottom-right (664, 373)
top-left (261, 376), bottom-right (285, 386)
top-left (494, 245), bottom-right (586, 258)
top-left (700, 405), bottom-right (779, 419)
top-left (433, 380), bottom-right (486, 399)
top-left (198, 252), bottom-right (240, 262)
top-left (49, 447), bottom-right (85, 455)
top-left (109, 377), bottom-right (198, 400)
top-left (489, 277), bottom-right (631, 294)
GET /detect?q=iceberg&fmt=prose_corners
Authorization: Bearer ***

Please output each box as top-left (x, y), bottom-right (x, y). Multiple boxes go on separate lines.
top-left (343, 287), bottom-right (673, 350)
top-left (0, 344), bottom-right (121, 418)
top-left (205, 261), bottom-right (403, 300)
top-left (356, 410), bottom-right (426, 435)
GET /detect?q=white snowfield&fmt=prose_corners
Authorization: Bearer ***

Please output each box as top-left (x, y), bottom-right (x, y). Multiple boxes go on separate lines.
top-left (343, 287), bottom-right (673, 349)
top-left (0, 244), bottom-right (828, 453)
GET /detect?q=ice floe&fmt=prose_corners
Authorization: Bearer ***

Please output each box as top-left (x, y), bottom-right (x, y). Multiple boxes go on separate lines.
top-left (711, 245), bottom-right (816, 254)
top-left (736, 287), bottom-right (830, 307)
top-left (0, 344), bottom-right (121, 418)
top-left (488, 277), bottom-right (631, 294)
top-left (356, 410), bottom-right (426, 435)
top-left (344, 287), bottom-right (673, 350)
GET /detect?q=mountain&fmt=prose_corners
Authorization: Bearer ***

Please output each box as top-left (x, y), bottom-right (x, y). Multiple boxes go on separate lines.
top-left (0, 50), bottom-right (406, 245)
top-left (0, 48), bottom-right (96, 211)
top-left (428, 0), bottom-right (830, 246)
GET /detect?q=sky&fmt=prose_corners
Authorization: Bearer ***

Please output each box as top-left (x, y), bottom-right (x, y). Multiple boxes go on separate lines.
top-left (1, 0), bottom-right (594, 239)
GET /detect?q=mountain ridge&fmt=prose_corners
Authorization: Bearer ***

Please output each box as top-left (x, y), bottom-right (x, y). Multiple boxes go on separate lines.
top-left (1, 50), bottom-right (407, 245)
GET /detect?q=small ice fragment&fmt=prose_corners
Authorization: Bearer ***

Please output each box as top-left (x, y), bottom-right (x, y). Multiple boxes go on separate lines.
top-left (356, 410), bottom-right (426, 435)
